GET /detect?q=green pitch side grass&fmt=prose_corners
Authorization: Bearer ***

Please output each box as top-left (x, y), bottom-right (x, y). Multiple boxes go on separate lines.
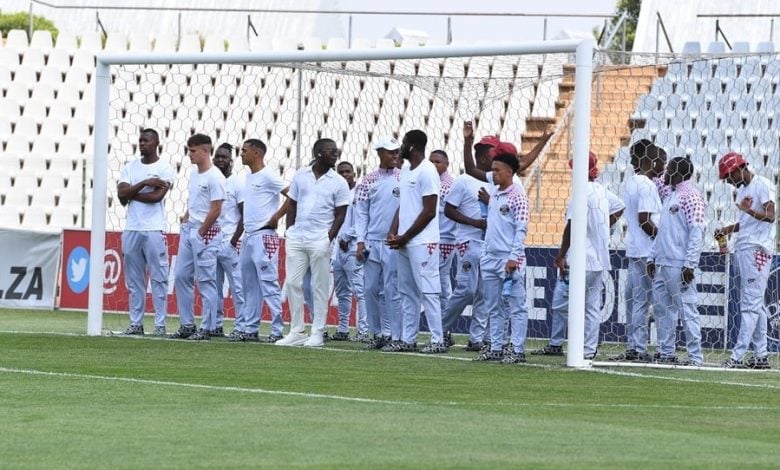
top-left (1, 309), bottom-right (780, 468)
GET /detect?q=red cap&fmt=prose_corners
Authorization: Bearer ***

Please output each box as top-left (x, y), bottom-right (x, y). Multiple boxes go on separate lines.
top-left (476, 135), bottom-right (500, 148)
top-left (488, 141), bottom-right (518, 158)
top-left (718, 152), bottom-right (747, 179)
top-left (568, 151), bottom-right (599, 179)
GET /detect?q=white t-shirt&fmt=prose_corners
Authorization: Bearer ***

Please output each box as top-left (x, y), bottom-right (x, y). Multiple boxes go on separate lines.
top-left (623, 173), bottom-right (661, 258)
top-left (242, 167), bottom-right (288, 233)
top-left (565, 182), bottom-right (623, 271)
top-left (735, 175), bottom-right (776, 253)
top-left (218, 173), bottom-right (245, 237)
top-left (286, 166), bottom-right (352, 243)
top-left (118, 157), bottom-right (176, 231)
top-left (187, 166), bottom-right (226, 225)
top-left (399, 159), bottom-right (440, 245)
top-left (445, 174), bottom-right (485, 243)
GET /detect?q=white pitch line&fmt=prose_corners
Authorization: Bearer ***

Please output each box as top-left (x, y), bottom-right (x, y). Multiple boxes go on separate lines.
top-left (587, 367), bottom-right (780, 390)
top-left (2, 366), bottom-right (778, 412)
top-left (0, 366), bottom-right (414, 405)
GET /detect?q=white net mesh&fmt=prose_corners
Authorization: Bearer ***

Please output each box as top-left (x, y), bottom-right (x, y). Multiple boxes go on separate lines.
top-left (97, 49), bottom-right (779, 368)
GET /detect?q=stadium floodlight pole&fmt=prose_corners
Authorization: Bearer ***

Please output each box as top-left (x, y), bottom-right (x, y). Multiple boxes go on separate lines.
top-left (88, 41), bottom-right (594, 365)
top-left (567, 39), bottom-right (595, 369)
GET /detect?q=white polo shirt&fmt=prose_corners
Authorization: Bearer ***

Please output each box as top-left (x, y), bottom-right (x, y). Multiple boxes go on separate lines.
top-left (354, 168), bottom-right (401, 243)
top-left (445, 174), bottom-right (485, 243)
top-left (399, 159), bottom-right (440, 246)
top-left (623, 173), bottom-right (661, 258)
top-left (565, 181), bottom-right (623, 272)
top-left (735, 174), bottom-right (776, 254)
top-left (242, 167), bottom-right (287, 233)
top-left (118, 157), bottom-right (176, 231)
top-left (187, 166), bottom-right (226, 225)
top-left (286, 166), bottom-right (351, 243)
top-left (218, 173), bottom-right (245, 237)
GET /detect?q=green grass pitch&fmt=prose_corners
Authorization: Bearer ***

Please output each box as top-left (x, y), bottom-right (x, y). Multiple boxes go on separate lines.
top-left (1, 309), bottom-right (779, 468)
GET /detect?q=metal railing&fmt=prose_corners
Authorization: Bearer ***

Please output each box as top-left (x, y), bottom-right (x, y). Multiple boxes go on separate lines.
top-left (698, 13), bottom-right (780, 42)
top-left (28, 1), bottom-right (616, 47)
top-left (655, 12), bottom-right (674, 57)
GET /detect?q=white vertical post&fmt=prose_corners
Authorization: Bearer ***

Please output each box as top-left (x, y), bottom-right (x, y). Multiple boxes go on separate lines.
top-left (87, 59), bottom-right (111, 336)
top-left (567, 39), bottom-right (594, 368)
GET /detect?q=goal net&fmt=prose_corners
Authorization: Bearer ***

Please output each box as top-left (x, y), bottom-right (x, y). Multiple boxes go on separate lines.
top-left (89, 43), bottom-right (779, 369)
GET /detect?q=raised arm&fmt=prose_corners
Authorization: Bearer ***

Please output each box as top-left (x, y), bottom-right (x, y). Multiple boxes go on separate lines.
top-left (517, 127), bottom-right (554, 174)
top-left (463, 121), bottom-right (488, 182)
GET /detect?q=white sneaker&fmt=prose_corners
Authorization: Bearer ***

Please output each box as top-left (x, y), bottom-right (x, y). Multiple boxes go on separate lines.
top-left (303, 333), bottom-right (324, 348)
top-left (275, 331), bottom-right (309, 346)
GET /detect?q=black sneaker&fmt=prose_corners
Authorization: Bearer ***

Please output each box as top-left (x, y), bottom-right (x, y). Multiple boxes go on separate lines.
top-left (723, 358), bottom-right (745, 369)
top-left (501, 352), bottom-right (527, 364)
top-left (746, 356), bottom-right (771, 370)
top-left (331, 331), bottom-right (350, 341)
top-left (239, 332), bottom-right (259, 342)
top-left (351, 332), bottom-right (370, 343)
top-left (186, 330), bottom-right (210, 341)
top-left (261, 334), bottom-right (283, 343)
top-left (530, 344), bottom-right (564, 356)
top-left (122, 325), bottom-right (144, 336)
top-left (211, 327), bottom-right (225, 337)
top-left (365, 335), bottom-right (389, 350)
top-left (657, 354), bottom-right (679, 364)
top-left (152, 326), bottom-right (166, 336)
top-left (608, 349), bottom-right (639, 361)
top-left (474, 350), bottom-right (503, 361)
top-left (227, 330), bottom-right (244, 342)
top-left (420, 342), bottom-right (448, 354)
top-left (443, 331), bottom-right (454, 348)
top-left (169, 325), bottom-right (197, 339)
top-left (382, 341), bottom-right (417, 352)
top-left (464, 340), bottom-right (484, 352)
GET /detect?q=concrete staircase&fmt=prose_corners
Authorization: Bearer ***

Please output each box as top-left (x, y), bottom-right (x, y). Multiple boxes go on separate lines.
top-left (518, 64), bottom-right (662, 247)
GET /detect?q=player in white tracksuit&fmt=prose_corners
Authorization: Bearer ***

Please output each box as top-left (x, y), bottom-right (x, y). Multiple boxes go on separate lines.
top-left (609, 139), bottom-right (661, 362)
top-left (386, 130), bottom-right (446, 353)
top-left (354, 137), bottom-right (402, 349)
top-left (429, 150), bottom-right (457, 313)
top-left (172, 134), bottom-right (226, 340)
top-left (235, 139), bottom-right (288, 342)
top-left (117, 128), bottom-right (176, 336)
top-left (474, 143), bottom-right (531, 363)
top-left (533, 152), bottom-right (624, 359)
top-left (212, 143), bottom-right (245, 337)
top-left (715, 152), bottom-right (776, 369)
top-left (648, 157), bottom-right (705, 365)
top-left (331, 161), bottom-right (368, 341)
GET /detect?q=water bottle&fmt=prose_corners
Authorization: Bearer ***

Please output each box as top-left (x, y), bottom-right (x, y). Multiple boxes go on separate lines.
top-left (501, 275), bottom-right (514, 299)
top-left (479, 201), bottom-right (489, 219)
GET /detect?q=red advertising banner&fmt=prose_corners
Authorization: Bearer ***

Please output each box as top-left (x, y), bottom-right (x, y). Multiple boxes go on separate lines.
top-left (59, 229), bottom-right (344, 325)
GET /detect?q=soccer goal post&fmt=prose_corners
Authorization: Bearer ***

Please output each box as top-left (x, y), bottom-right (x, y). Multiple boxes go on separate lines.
top-left (88, 39), bottom-right (595, 368)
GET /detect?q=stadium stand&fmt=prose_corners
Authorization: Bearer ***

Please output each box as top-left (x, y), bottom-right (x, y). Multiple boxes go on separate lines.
top-left (1, 21), bottom-right (778, 242)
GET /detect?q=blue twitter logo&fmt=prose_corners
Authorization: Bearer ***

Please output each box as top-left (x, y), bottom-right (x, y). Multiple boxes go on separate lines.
top-left (67, 247), bottom-right (90, 294)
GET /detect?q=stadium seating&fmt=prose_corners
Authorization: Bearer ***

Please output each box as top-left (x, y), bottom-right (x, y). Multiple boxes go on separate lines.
top-left (5, 27), bottom-right (776, 239)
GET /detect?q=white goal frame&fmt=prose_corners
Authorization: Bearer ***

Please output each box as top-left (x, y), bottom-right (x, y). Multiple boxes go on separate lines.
top-left (88, 39), bottom-right (595, 368)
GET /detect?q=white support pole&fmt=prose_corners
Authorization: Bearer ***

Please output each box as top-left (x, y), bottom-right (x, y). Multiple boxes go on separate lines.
top-left (567, 39), bottom-right (595, 368)
top-left (87, 60), bottom-right (111, 336)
